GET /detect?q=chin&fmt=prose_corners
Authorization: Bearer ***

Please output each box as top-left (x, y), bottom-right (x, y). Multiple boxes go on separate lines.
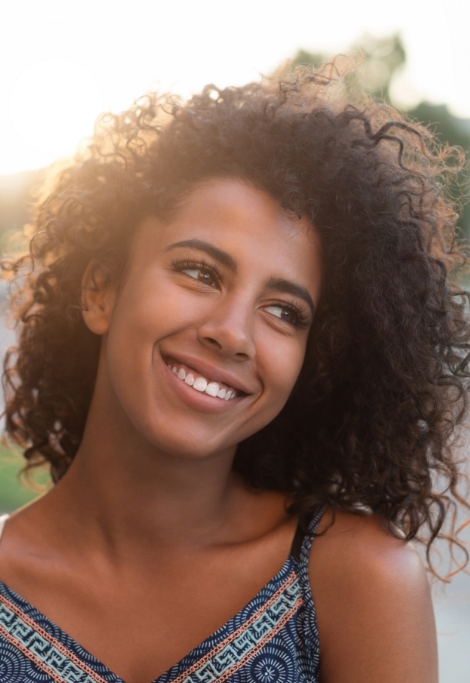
top-left (155, 434), bottom-right (236, 461)
top-left (138, 417), bottom-right (239, 461)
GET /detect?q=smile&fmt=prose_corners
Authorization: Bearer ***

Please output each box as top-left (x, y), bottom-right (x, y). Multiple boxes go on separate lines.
top-left (166, 359), bottom-right (238, 400)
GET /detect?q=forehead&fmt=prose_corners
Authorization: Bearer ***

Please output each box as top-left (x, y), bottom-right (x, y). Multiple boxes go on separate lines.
top-left (133, 178), bottom-right (321, 284)
top-left (172, 178), bottom-right (312, 241)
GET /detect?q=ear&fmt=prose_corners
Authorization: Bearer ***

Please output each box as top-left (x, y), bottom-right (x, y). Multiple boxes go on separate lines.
top-left (81, 260), bottom-right (117, 335)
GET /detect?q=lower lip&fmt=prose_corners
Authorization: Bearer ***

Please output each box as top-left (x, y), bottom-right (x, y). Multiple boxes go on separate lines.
top-left (161, 357), bottom-right (245, 414)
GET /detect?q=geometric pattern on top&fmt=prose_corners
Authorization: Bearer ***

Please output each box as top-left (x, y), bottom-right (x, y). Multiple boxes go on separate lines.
top-left (0, 506), bottom-right (325, 683)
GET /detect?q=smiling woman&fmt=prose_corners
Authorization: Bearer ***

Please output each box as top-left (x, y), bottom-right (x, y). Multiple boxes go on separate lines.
top-left (0, 63), bottom-right (468, 683)
top-left (86, 185), bottom-right (321, 461)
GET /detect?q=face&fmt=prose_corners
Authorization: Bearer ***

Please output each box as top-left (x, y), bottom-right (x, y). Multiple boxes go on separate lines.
top-left (85, 179), bottom-right (322, 460)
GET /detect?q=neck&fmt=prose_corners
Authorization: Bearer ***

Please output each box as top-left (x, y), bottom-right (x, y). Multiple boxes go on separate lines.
top-left (45, 379), bottom-right (244, 558)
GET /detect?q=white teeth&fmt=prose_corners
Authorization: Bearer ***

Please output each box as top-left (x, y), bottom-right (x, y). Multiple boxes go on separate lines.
top-left (169, 361), bottom-right (238, 400)
top-left (193, 377), bottom-right (208, 392)
top-left (206, 382), bottom-right (219, 397)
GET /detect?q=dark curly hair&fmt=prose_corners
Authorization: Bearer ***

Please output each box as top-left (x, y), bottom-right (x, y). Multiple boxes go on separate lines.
top-left (3, 64), bottom-right (470, 576)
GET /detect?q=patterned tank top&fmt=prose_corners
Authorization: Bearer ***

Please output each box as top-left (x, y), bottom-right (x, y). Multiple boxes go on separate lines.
top-left (0, 506), bottom-right (325, 683)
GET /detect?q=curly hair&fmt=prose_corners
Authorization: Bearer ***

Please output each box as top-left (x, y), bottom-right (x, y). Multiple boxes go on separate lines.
top-left (3, 64), bottom-right (470, 576)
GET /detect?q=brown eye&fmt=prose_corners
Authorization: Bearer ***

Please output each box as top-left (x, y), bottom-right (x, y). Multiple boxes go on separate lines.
top-left (181, 266), bottom-right (218, 287)
top-left (280, 308), bottom-right (298, 324)
top-left (197, 270), bottom-right (216, 286)
top-left (265, 304), bottom-right (297, 324)
top-left (264, 303), bottom-right (310, 329)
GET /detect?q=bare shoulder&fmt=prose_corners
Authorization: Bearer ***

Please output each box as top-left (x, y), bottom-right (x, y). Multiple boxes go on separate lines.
top-left (309, 508), bottom-right (437, 683)
top-left (310, 507), bottom-right (426, 587)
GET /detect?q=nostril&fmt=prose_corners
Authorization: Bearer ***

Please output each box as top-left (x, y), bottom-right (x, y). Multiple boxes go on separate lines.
top-left (205, 336), bottom-right (222, 349)
top-left (198, 326), bottom-right (255, 360)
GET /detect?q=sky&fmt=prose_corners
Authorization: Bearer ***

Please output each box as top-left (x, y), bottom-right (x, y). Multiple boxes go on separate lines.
top-left (0, 0), bottom-right (469, 175)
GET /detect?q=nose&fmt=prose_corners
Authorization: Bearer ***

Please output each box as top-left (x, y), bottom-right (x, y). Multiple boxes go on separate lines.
top-left (197, 293), bottom-right (256, 361)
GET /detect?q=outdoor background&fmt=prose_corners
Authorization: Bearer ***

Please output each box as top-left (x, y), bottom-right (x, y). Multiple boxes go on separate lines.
top-left (0, 1), bottom-right (469, 681)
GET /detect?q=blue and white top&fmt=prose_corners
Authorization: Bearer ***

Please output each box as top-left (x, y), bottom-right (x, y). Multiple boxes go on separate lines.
top-left (0, 506), bottom-right (324, 683)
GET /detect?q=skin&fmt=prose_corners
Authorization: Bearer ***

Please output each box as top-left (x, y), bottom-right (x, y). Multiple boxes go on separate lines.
top-left (310, 510), bottom-right (438, 683)
top-left (0, 179), bottom-right (437, 683)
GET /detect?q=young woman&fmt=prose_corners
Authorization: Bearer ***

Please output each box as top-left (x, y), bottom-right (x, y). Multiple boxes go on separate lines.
top-left (0, 66), bottom-right (468, 683)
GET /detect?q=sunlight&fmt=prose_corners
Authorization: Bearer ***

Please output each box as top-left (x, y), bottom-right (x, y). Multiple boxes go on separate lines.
top-left (0, 20), bottom-right (135, 175)
top-left (9, 59), bottom-right (103, 160)
top-left (0, 0), bottom-right (469, 174)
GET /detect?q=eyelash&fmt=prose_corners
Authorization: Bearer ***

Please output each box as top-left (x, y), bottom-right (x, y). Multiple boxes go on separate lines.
top-left (172, 258), bottom-right (310, 329)
top-left (172, 258), bottom-right (222, 287)
top-left (272, 299), bottom-right (311, 329)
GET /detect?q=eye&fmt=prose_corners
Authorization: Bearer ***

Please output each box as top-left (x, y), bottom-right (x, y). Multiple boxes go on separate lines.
top-left (264, 303), bottom-right (310, 329)
top-left (182, 267), bottom-right (217, 286)
top-left (173, 260), bottom-right (221, 288)
top-left (265, 304), bottom-right (296, 324)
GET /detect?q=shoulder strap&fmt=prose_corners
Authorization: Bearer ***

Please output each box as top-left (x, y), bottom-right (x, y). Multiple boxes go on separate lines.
top-left (295, 504), bottom-right (327, 664)
top-left (308, 503), bottom-right (328, 536)
top-left (0, 514), bottom-right (9, 543)
top-left (299, 504), bottom-right (327, 563)
top-left (290, 504), bottom-right (328, 562)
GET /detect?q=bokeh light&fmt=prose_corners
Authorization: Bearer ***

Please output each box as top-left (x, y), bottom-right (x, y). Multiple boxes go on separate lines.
top-left (0, 0), bottom-right (469, 174)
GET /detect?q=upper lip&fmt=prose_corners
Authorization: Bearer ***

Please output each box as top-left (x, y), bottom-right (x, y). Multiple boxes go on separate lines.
top-left (160, 351), bottom-right (258, 395)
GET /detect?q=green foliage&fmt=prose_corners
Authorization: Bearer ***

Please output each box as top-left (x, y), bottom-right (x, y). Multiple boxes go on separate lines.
top-left (0, 445), bottom-right (48, 513)
top-left (285, 35), bottom-right (470, 240)
top-left (290, 34), bottom-right (406, 101)
top-left (289, 49), bottom-right (324, 70)
top-left (407, 102), bottom-right (470, 240)
top-left (350, 33), bottom-right (406, 101)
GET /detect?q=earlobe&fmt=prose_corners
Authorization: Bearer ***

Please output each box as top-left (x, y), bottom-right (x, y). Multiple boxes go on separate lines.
top-left (81, 260), bottom-right (117, 335)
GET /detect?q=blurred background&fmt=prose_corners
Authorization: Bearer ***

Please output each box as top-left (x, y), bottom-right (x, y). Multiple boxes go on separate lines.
top-left (0, 0), bottom-right (469, 680)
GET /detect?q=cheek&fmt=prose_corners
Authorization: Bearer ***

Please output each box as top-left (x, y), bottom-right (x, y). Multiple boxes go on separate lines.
top-left (258, 333), bottom-right (307, 407)
top-left (110, 276), bottom-right (199, 339)
top-left (125, 273), bottom-right (217, 333)
top-left (235, 334), bottom-right (306, 444)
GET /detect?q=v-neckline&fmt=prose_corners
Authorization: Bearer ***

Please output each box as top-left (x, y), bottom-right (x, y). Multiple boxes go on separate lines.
top-left (0, 554), bottom-right (299, 683)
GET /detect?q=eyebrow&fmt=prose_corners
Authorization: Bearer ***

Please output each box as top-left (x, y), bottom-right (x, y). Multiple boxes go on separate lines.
top-left (165, 238), bottom-right (315, 315)
top-left (164, 239), bottom-right (237, 272)
top-left (266, 277), bottom-right (315, 317)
